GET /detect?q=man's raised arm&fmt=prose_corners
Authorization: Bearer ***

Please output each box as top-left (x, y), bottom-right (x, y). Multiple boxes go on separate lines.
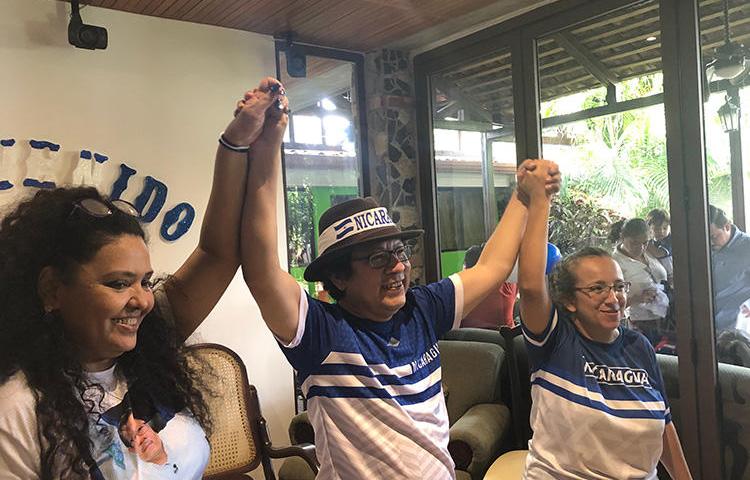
top-left (239, 79), bottom-right (301, 344)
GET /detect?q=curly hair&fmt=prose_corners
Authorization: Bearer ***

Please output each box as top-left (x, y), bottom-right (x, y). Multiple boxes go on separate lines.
top-left (0, 186), bottom-right (210, 478)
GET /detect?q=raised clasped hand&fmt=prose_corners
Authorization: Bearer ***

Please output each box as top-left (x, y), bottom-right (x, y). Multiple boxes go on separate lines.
top-left (223, 77), bottom-right (289, 147)
top-left (517, 159), bottom-right (561, 204)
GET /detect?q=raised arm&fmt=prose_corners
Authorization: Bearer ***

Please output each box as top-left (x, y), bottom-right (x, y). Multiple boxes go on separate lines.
top-left (168, 79), bottom-right (279, 341)
top-left (239, 81), bottom-right (301, 345)
top-left (458, 159), bottom-right (560, 316)
top-left (518, 159), bottom-right (556, 335)
top-left (457, 191), bottom-right (527, 314)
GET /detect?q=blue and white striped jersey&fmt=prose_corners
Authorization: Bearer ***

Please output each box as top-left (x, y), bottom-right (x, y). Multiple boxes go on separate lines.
top-left (522, 310), bottom-right (671, 480)
top-left (280, 277), bottom-right (463, 480)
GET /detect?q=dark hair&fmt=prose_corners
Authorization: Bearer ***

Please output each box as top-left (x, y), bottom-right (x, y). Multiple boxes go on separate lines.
top-left (463, 244), bottom-right (484, 269)
top-left (320, 250), bottom-right (354, 301)
top-left (550, 247), bottom-right (613, 308)
top-left (709, 204), bottom-right (730, 228)
top-left (717, 330), bottom-right (750, 367)
top-left (0, 187), bottom-right (210, 478)
top-left (608, 218), bottom-right (647, 243)
top-left (646, 209), bottom-right (670, 226)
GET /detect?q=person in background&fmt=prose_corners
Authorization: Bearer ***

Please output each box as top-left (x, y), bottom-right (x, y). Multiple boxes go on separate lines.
top-left (646, 208), bottom-right (673, 283)
top-left (610, 218), bottom-right (669, 345)
top-left (646, 208), bottom-right (672, 255)
top-left (0, 78), bottom-right (285, 479)
top-left (709, 204), bottom-right (750, 334)
top-left (516, 169), bottom-right (692, 478)
top-left (460, 243), bottom-right (518, 329)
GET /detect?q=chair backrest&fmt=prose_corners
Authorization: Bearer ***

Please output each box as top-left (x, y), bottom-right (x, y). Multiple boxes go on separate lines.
top-left (657, 353), bottom-right (750, 480)
top-left (186, 343), bottom-right (266, 479)
top-left (439, 339), bottom-right (505, 423)
top-left (500, 325), bottom-right (532, 449)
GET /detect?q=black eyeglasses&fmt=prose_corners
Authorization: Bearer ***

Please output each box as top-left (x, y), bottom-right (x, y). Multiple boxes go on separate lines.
top-left (352, 245), bottom-right (412, 269)
top-left (69, 198), bottom-right (139, 219)
top-left (575, 281), bottom-right (631, 298)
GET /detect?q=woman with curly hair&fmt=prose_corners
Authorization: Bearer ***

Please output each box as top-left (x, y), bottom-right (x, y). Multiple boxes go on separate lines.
top-left (0, 77), bottom-right (289, 479)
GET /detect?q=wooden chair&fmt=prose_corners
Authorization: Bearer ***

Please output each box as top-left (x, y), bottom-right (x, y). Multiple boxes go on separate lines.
top-left (186, 343), bottom-right (318, 480)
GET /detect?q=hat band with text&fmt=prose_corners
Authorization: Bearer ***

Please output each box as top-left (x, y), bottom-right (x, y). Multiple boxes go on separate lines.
top-left (318, 207), bottom-right (395, 254)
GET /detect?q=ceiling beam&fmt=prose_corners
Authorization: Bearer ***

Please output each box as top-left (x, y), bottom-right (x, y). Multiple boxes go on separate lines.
top-left (551, 31), bottom-right (618, 89)
top-left (431, 76), bottom-right (493, 123)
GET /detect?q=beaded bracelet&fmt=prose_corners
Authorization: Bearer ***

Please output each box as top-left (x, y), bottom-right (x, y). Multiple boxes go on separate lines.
top-left (218, 132), bottom-right (250, 153)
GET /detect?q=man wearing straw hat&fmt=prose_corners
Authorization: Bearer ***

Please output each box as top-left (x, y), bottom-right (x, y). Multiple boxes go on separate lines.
top-left (238, 101), bottom-right (559, 479)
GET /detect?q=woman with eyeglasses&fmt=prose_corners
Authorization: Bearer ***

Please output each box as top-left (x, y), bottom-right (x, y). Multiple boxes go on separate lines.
top-left (610, 218), bottom-right (670, 346)
top-left (0, 78), bottom-right (288, 479)
top-left (516, 171), bottom-right (691, 479)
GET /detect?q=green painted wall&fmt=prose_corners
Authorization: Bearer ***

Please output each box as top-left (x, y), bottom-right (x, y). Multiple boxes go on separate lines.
top-left (441, 250), bottom-right (466, 279)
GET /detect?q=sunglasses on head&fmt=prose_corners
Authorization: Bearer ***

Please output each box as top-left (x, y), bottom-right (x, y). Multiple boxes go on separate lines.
top-left (69, 198), bottom-right (139, 220)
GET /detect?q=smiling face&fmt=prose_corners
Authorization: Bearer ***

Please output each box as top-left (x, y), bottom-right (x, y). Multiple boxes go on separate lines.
top-left (51, 234), bottom-right (154, 371)
top-left (564, 256), bottom-right (626, 343)
top-left (333, 238), bottom-right (411, 322)
top-left (120, 413), bottom-right (168, 464)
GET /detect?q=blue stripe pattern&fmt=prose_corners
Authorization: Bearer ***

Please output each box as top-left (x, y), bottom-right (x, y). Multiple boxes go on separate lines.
top-left (334, 218), bottom-right (354, 238)
top-left (316, 362), bottom-right (436, 386)
top-left (307, 380), bottom-right (442, 406)
top-left (533, 376), bottom-right (665, 420)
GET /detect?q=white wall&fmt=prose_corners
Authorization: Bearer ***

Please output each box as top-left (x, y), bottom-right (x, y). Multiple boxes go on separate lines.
top-left (0, 0), bottom-right (295, 465)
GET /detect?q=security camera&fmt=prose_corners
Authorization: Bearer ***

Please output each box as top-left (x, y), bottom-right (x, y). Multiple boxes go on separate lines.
top-left (286, 46), bottom-right (307, 78)
top-left (68, 0), bottom-right (108, 50)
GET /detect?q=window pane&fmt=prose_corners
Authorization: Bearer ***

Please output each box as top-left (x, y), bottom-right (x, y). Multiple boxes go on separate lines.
top-left (293, 115), bottom-right (323, 145)
top-left (279, 53), bottom-right (362, 300)
top-left (699, 0), bottom-right (750, 474)
top-left (322, 114), bottom-right (353, 150)
top-left (430, 47), bottom-right (516, 279)
top-left (538, 2), bottom-right (675, 355)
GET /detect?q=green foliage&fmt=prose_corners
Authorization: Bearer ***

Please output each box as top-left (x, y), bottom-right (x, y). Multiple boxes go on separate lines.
top-left (549, 183), bottom-right (622, 256)
top-left (286, 185), bottom-right (314, 267)
top-left (545, 73), bottom-right (730, 224)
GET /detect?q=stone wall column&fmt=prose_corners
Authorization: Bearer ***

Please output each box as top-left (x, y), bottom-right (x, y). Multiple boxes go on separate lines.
top-left (364, 49), bottom-right (424, 284)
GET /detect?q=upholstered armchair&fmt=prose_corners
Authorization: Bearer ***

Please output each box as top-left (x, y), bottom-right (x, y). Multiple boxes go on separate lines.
top-left (442, 339), bottom-right (512, 479)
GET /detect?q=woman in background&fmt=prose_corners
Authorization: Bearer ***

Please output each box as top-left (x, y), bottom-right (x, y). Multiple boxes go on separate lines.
top-left (610, 218), bottom-right (669, 345)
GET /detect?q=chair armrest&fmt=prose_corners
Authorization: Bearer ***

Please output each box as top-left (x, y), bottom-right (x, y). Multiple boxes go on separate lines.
top-left (267, 443), bottom-right (319, 474)
top-left (449, 403), bottom-right (511, 476)
top-left (260, 416), bottom-right (319, 475)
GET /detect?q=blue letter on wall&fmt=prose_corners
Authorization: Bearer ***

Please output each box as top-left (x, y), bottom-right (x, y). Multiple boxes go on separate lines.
top-left (160, 202), bottom-right (195, 241)
top-left (134, 176), bottom-right (168, 223)
top-left (111, 163), bottom-right (137, 200)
